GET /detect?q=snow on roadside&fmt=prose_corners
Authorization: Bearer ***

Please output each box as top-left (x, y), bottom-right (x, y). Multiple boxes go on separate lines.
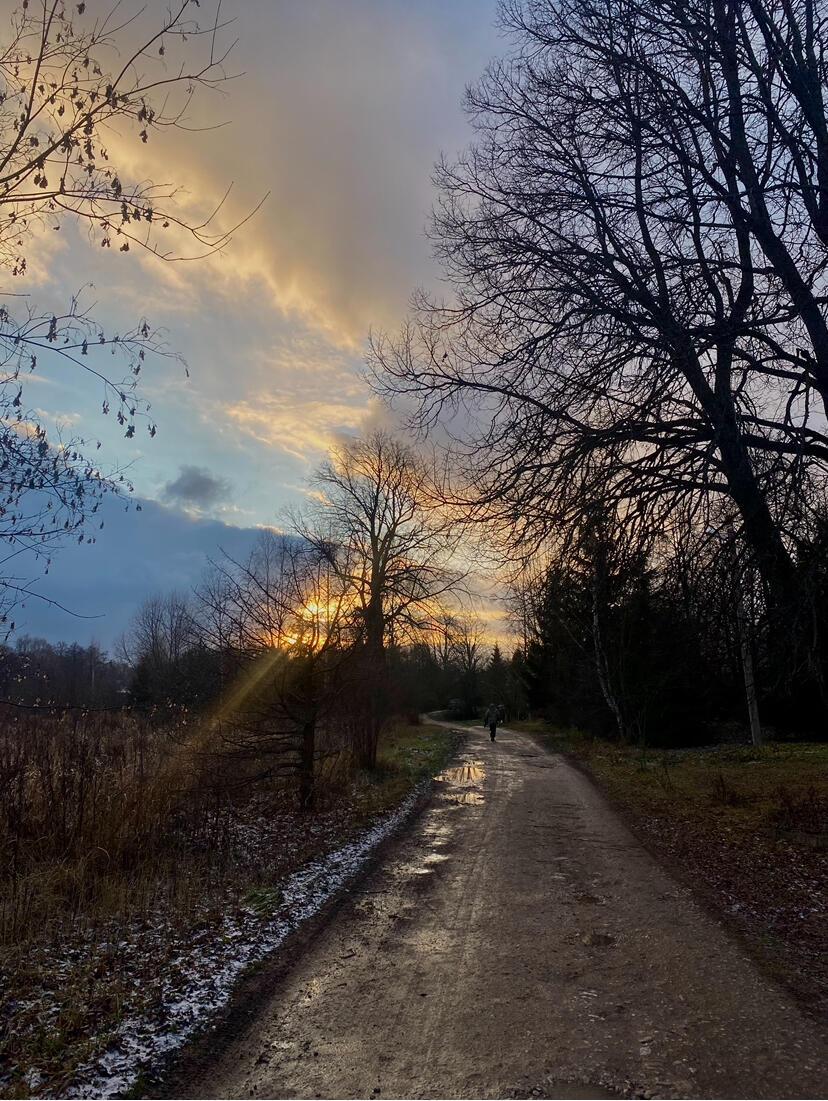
top-left (60, 781), bottom-right (428, 1100)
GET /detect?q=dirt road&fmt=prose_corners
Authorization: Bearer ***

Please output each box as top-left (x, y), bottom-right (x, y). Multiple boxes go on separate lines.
top-left (183, 726), bottom-right (828, 1099)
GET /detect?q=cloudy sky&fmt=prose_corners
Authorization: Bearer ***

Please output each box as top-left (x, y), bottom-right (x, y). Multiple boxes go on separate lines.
top-left (15, 0), bottom-right (505, 648)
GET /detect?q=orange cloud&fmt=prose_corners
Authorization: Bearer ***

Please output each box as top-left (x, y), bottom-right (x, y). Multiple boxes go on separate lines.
top-left (224, 397), bottom-right (370, 462)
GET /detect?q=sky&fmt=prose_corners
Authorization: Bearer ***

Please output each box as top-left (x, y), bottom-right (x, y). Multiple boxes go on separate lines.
top-left (13, 0), bottom-right (505, 649)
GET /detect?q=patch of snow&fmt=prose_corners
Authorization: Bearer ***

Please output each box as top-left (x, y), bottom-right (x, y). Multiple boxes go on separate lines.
top-left (24, 1068), bottom-right (44, 1092)
top-left (60, 782), bottom-right (428, 1100)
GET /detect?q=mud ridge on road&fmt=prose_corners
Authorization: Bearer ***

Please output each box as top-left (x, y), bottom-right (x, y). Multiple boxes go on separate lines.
top-left (174, 726), bottom-right (827, 1101)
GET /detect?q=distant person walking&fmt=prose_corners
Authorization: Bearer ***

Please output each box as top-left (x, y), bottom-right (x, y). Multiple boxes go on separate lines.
top-left (484, 703), bottom-right (500, 742)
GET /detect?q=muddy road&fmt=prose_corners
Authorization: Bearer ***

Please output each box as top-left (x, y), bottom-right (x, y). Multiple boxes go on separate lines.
top-left (181, 726), bottom-right (827, 1099)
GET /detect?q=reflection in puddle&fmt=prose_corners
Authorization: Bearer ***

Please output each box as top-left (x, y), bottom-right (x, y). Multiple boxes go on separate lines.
top-left (437, 763), bottom-right (485, 785)
top-left (403, 849), bottom-right (451, 877)
top-left (422, 851), bottom-right (450, 865)
top-left (436, 760), bottom-right (486, 806)
top-left (451, 791), bottom-right (485, 805)
top-left (396, 758), bottom-right (486, 881)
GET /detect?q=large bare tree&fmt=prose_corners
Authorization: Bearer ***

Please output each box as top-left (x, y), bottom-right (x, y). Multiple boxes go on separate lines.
top-left (372, 0), bottom-right (828, 672)
top-left (294, 431), bottom-right (463, 766)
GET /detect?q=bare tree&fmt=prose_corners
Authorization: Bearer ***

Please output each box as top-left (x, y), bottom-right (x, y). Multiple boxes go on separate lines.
top-left (427, 608), bottom-right (461, 674)
top-left (123, 591), bottom-right (196, 669)
top-left (0, 1), bottom-right (247, 629)
top-left (452, 612), bottom-right (487, 717)
top-left (371, 0), bottom-right (828, 679)
top-left (195, 531), bottom-right (356, 808)
top-left (293, 431), bottom-right (463, 766)
top-left (196, 533), bottom-right (302, 657)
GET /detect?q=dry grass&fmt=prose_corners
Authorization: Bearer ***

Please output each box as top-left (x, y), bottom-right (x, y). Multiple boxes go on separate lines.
top-left (539, 731), bottom-right (828, 839)
top-left (351, 722), bottom-right (458, 817)
top-left (0, 708), bottom-right (251, 945)
top-left (0, 711), bottom-right (454, 1097)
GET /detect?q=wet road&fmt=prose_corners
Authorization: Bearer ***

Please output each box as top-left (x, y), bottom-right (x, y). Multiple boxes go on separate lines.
top-left (183, 726), bottom-right (828, 1099)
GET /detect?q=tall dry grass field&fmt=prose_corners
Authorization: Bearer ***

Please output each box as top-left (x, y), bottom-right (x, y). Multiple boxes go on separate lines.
top-left (1, 708), bottom-right (237, 944)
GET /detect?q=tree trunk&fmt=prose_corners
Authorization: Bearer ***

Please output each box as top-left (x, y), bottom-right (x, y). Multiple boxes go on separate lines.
top-left (735, 589), bottom-right (763, 747)
top-left (591, 571), bottom-right (627, 740)
top-left (299, 717), bottom-right (315, 810)
top-left (360, 595), bottom-right (386, 770)
top-left (715, 415), bottom-right (799, 615)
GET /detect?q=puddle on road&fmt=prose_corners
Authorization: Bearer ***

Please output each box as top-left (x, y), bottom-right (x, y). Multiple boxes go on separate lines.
top-left (451, 790), bottom-right (485, 805)
top-left (394, 758), bottom-right (487, 881)
top-left (436, 761), bottom-right (486, 806)
top-left (400, 838), bottom-right (454, 878)
top-left (421, 851), bottom-right (450, 867)
top-left (436, 761), bottom-right (482, 805)
top-left (437, 762), bottom-right (485, 785)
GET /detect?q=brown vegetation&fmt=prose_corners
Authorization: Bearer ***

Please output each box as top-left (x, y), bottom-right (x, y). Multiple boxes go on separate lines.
top-left (0, 705), bottom-right (454, 1095)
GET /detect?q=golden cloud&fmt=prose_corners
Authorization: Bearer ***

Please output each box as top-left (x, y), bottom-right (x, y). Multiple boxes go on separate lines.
top-left (224, 396), bottom-right (370, 463)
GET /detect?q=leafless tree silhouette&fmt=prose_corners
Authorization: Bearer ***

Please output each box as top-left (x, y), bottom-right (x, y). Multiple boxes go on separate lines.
top-left (293, 431), bottom-right (464, 766)
top-left (0, 0), bottom-right (252, 630)
top-left (372, 0), bottom-right (828, 668)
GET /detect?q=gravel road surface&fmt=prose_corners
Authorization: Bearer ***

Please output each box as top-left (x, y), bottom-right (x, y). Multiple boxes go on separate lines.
top-left (182, 725), bottom-right (828, 1099)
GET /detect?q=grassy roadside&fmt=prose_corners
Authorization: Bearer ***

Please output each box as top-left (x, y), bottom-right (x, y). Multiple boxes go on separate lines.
top-left (511, 719), bottom-right (828, 1016)
top-left (0, 722), bottom-right (456, 1100)
top-left (352, 722), bottom-right (459, 817)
